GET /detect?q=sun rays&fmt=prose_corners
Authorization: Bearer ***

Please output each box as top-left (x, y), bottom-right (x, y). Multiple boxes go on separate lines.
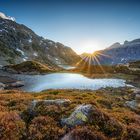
top-left (76, 51), bottom-right (111, 75)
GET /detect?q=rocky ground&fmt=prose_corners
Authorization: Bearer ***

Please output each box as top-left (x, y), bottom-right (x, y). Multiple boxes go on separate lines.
top-left (0, 88), bottom-right (140, 140)
top-left (0, 69), bottom-right (24, 90)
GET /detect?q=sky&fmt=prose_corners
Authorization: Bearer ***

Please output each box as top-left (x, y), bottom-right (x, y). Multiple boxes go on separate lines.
top-left (0, 0), bottom-right (140, 54)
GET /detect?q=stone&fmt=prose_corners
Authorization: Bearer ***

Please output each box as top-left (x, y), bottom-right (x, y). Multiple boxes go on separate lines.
top-left (6, 81), bottom-right (24, 89)
top-left (0, 82), bottom-right (5, 90)
top-left (0, 65), bottom-right (3, 69)
top-left (26, 99), bottom-right (71, 118)
top-left (29, 99), bottom-right (71, 112)
top-left (132, 88), bottom-right (140, 94)
top-left (125, 100), bottom-right (140, 111)
top-left (61, 104), bottom-right (93, 127)
top-left (125, 88), bottom-right (140, 112)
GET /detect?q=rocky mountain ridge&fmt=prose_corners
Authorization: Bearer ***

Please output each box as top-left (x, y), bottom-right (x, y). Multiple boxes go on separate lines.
top-left (97, 39), bottom-right (140, 65)
top-left (0, 16), bottom-right (80, 66)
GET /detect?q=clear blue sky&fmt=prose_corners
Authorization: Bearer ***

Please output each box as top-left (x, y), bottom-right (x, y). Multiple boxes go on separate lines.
top-left (0, 0), bottom-right (140, 54)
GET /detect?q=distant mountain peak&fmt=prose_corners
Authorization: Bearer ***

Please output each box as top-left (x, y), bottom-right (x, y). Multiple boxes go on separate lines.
top-left (107, 42), bottom-right (121, 50)
top-left (80, 38), bottom-right (140, 65)
top-left (124, 40), bottom-right (129, 44)
top-left (0, 12), bottom-right (15, 21)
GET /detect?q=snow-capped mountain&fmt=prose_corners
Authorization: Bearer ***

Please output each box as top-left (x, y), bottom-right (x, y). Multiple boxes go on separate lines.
top-left (0, 13), bottom-right (80, 66)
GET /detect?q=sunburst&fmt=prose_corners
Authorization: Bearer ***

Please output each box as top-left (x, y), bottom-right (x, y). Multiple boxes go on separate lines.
top-left (78, 51), bottom-right (111, 75)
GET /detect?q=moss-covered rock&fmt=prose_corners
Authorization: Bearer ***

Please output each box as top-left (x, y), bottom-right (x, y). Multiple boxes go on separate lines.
top-left (61, 104), bottom-right (93, 127)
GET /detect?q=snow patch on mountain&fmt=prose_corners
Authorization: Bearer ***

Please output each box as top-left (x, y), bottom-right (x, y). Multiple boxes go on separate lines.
top-left (23, 57), bottom-right (28, 61)
top-left (28, 38), bottom-right (32, 43)
top-left (33, 52), bottom-right (38, 57)
top-left (16, 48), bottom-right (25, 56)
top-left (0, 12), bottom-right (15, 21)
top-left (0, 29), bottom-right (8, 33)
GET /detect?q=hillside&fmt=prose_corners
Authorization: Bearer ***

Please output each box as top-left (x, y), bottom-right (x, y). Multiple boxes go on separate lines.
top-left (3, 61), bottom-right (59, 74)
top-left (75, 57), bottom-right (140, 74)
top-left (0, 16), bottom-right (80, 66)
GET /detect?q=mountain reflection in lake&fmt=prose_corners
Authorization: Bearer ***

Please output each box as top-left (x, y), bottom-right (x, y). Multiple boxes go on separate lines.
top-left (14, 73), bottom-right (128, 92)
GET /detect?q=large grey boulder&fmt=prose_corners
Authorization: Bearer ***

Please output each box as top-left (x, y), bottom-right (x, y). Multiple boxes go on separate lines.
top-left (61, 104), bottom-right (93, 127)
top-left (25, 99), bottom-right (71, 118)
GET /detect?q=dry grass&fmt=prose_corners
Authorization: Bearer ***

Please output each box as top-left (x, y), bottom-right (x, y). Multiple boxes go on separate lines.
top-left (0, 88), bottom-right (140, 139)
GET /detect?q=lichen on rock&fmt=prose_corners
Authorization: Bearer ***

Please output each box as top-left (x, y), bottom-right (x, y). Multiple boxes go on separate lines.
top-left (61, 104), bottom-right (93, 127)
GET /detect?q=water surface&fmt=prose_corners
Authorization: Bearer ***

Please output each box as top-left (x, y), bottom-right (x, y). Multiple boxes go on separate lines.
top-left (14, 73), bottom-right (128, 92)
top-left (58, 65), bottom-right (76, 70)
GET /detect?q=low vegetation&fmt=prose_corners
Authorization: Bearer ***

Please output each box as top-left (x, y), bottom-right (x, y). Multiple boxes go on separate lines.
top-left (3, 60), bottom-right (59, 74)
top-left (71, 60), bottom-right (140, 88)
top-left (0, 88), bottom-right (140, 139)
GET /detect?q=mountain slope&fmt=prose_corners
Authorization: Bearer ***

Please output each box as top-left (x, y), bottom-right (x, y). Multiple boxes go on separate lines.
top-left (0, 16), bottom-right (80, 66)
top-left (80, 39), bottom-right (140, 65)
top-left (94, 39), bottom-right (140, 65)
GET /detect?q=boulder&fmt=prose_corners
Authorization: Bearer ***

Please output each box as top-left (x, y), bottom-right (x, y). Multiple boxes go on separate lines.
top-left (5, 81), bottom-right (24, 89)
top-left (125, 100), bottom-right (140, 111)
top-left (28, 99), bottom-right (71, 115)
top-left (125, 88), bottom-right (140, 112)
top-left (61, 104), bottom-right (123, 137)
top-left (0, 65), bottom-right (3, 69)
top-left (132, 88), bottom-right (140, 94)
top-left (61, 104), bottom-right (93, 127)
top-left (0, 82), bottom-right (5, 90)
top-left (27, 99), bottom-right (71, 117)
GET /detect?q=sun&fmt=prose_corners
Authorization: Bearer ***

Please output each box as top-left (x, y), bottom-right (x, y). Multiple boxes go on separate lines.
top-left (77, 39), bottom-right (101, 54)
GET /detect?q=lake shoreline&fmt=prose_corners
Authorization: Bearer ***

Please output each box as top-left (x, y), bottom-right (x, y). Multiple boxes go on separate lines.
top-left (0, 68), bottom-right (138, 92)
top-left (4, 72), bottom-right (130, 92)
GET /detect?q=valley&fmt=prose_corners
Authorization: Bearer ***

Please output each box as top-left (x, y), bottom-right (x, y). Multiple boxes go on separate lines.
top-left (0, 12), bottom-right (140, 140)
